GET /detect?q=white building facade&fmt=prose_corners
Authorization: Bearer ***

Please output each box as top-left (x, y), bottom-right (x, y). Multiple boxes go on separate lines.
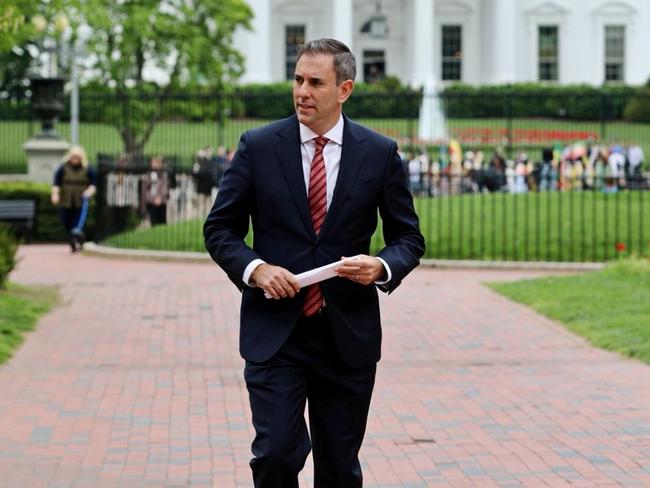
top-left (235, 0), bottom-right (650, 87)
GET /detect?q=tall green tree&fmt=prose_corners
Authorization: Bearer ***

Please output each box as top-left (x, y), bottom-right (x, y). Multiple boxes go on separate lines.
top-left (0, 47), bottom-right (33, 95)
top-left (1, 0), bottom-right (71, 94)
top-left (78, 0), bottom-right (252, 158)
top-left (0, 1), bottom-right (36, 52)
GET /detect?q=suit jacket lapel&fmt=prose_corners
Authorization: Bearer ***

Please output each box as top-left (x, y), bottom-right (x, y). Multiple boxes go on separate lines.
top-left (273, 115), bottom-right (315, 237)
top-left (319, 115), bottom-right (366, 239)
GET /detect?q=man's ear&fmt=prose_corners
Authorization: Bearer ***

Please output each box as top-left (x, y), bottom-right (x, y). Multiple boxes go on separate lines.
top-left (338, 79), bottom-right (354, 104)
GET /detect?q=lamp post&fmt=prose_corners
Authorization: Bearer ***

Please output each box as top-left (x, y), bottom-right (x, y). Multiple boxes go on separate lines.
top-left (59, 26), bottom-right (89, 146)
top-left (54, 13), bottom-right (85, 146)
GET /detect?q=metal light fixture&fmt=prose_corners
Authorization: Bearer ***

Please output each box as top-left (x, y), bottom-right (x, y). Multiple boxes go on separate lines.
top-left (361, 2), bottom-right (389, 38)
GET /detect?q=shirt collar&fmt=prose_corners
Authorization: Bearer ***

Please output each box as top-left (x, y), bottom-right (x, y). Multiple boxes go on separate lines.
top-left (299, 114), bottom-right (344, 146)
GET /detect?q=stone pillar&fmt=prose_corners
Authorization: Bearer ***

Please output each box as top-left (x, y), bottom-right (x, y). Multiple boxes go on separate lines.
top-left (333, 0), bottom-right (354, 48)
top-left (245, 0), bottom-right (273, 82)
top-left (492, 0), bottom-right (517, 83)
top-left (24, 137), bottom-right (70, 184)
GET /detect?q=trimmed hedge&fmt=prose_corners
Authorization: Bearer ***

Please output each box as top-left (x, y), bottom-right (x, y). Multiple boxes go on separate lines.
top-left (347, 80), bottom-right (422, 119)
top-left (232, 79), bottom-right (422, 119)
top-left (623, 88), bottom-right (650, 123)
top-left (440, 83), bottom-right (639, 120)
top-left (0, 181), bottom-right (96, 242)
top-left (232, 83), bottom-right (295, 119)
top-left (5, 81), bottom-right (649, 123)
top-left (0, 224), bottom-right (17, 286)
top-left (35, 79), bottom-right (422, 123)
top-left (70, 82), bottom-right (649, 122)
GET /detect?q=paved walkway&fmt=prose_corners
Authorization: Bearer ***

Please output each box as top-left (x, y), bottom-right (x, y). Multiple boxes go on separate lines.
top-left (2, 245), bottom-right (650, 488)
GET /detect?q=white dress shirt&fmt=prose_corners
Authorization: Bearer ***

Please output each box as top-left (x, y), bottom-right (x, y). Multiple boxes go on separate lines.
top-left (242, 114), bottom-right (391, 286)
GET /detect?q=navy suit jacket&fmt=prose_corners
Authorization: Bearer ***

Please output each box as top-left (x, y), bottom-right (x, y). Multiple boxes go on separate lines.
top-left (204, 114), bottom-right (425, 368)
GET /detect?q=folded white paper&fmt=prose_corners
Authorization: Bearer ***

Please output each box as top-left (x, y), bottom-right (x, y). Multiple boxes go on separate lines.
top-left (264, 255), bottom-right (361, 299)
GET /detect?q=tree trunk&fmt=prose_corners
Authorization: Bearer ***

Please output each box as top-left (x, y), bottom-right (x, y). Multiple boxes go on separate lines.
top-left (119, 128), bottom-right (141, 163)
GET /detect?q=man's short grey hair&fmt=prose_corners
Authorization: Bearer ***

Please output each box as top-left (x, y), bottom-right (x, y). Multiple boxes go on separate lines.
top-left (296, 38), bottom-right (356, 84)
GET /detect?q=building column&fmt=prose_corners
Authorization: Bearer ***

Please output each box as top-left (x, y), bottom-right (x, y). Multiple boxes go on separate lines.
top-left (244, 0), bottom-right (273, 82)
top-left (412, 0), bottom-right (436, 87)
top-left (492, 0), bottom-right (517, 83)
top-left (332, 0), bottom-right (354, 48)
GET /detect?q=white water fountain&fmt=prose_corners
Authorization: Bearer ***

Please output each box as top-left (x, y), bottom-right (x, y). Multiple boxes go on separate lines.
top-left (418, 80), bottom-right (448, 143)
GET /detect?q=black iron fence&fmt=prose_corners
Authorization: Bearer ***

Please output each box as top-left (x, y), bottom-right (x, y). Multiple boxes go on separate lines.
top-left (408, 174), bottom-right (649, 262)
top-left (3, 90), bottom-right (650, 261)
top-left (2, 90), bottom-right (650, 173)
top-left (94, 157), bottom-right (650, 262)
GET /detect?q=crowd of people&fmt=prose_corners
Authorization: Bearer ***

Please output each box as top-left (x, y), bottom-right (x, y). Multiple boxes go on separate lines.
top-left (100, 145), bottom-right (235, 233)
top-left (52, 137), bottom-right (645, 248)
top-left (193, 145), bottom-right (235, 199)
top-left (404, 140), bottom-right (646, 196)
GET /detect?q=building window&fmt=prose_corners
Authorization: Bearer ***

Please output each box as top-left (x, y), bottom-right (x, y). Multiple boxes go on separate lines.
top-left (441, 25), bottom-right (462, 81)
top-left (363, 50), bottom-right (385, 83)
top-left (285, 25), bottom-right (305, 80)
top-left (605, 25), bottom-right (625, 82)
top-left (538, 25), bottom-right (558, 81)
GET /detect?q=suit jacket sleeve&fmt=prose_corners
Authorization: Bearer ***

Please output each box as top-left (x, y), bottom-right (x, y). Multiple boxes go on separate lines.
top-left (203, 132), bottom-right (261, 290)
top-left (376, 142), bottom-right (426, 293)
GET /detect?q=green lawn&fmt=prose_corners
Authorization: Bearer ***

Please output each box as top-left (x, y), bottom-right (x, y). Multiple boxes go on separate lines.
top-left (3, 116), bottom-right (649, 172)
top-left (104, 190), bottom-right (650, 262)
top-left (417, 190), bottom-right (650, 261)
top-left (0, 283), bottom-right (59, 364)
top-left (104, 218), bottom-right (213, 253)
top-left (488, 259), bottom-right (650, 364)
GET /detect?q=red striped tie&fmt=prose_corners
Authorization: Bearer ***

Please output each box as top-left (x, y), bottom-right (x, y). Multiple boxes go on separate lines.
top-left (303, 136), bottom-right (329, 317)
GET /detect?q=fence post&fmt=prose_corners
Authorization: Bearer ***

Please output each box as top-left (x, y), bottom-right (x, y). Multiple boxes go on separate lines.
top-left (216, 92), bottom-right (225, 148)
top-left (409, 106), bottom-right (416, 153)
top-left (506, 86), bottom-right (513, 159)
top-left (599, 91), bottom-right (608, 143)
top-left (94, 162), bottom-right (108, 242)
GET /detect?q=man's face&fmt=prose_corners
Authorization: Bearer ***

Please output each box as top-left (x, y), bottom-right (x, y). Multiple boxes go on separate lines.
top-left (293, 53), bottom-right (353, 135)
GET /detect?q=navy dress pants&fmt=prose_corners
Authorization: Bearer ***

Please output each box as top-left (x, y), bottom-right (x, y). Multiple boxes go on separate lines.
top-left (244, 311), bottom-right (376, 488)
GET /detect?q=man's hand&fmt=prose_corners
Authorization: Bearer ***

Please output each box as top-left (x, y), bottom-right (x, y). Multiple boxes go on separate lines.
top-left (251, 263), bottom-right (300, 300)
top-left (335, 255), bottom-right (385, 285)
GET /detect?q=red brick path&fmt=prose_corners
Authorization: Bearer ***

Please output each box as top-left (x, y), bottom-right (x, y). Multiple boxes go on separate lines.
top-left (2, 245), bottom-right (650, 487)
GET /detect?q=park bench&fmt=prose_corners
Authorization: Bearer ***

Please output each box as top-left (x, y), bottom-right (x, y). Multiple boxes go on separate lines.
top-left (0, 199), bottom-right (37, 240)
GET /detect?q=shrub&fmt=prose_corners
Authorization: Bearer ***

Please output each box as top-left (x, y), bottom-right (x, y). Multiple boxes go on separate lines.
top-left (0, 224), bottom-right (17, 287)
top-left (623, 89), bottom-right (650, 122)
top-left (0, 181), bottom-right (96, 242)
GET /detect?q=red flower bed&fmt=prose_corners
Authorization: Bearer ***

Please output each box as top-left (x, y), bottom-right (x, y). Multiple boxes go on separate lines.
top-left (452, 127), bottom-right (598, 145)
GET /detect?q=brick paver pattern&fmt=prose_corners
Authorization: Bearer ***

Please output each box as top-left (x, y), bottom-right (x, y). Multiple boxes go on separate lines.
top-left (1, 245), bottom-right (650, 487)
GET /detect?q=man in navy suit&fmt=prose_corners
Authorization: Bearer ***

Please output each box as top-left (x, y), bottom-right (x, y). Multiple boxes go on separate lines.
top-left (204, 38), bottom-right (425, 487)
